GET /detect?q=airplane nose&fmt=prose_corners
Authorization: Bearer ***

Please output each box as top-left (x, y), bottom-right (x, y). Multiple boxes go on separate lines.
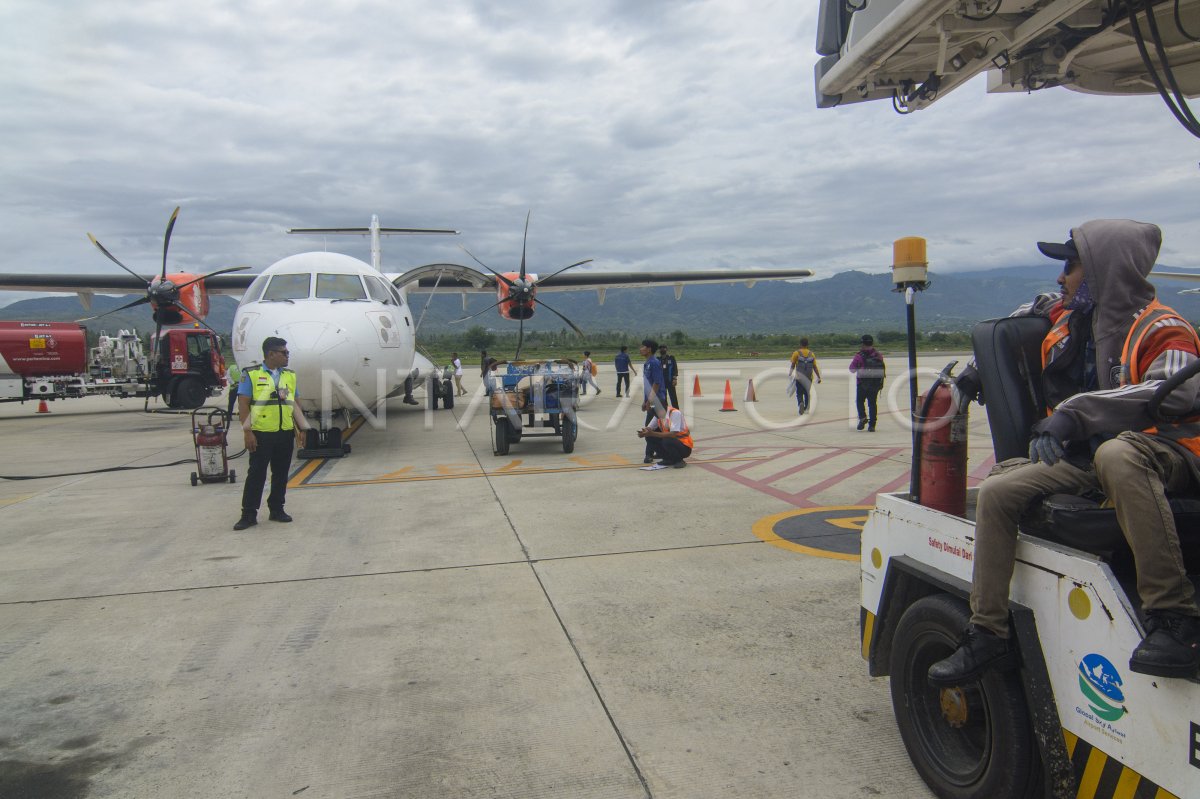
top-left (273, 322), bottom-right (356, 407)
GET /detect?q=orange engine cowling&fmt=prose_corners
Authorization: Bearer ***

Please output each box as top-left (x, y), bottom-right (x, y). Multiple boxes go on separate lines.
top-left (915, 382), bottom-right (968, 516)
top-left (151, 273), bottom-right (209, 324)
top-left (496, 272), bottom-right (537, 320)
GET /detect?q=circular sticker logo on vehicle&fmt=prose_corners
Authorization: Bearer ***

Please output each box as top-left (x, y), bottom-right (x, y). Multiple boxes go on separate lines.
top-left (1077, 653), bottom-right (1126, 722)
top-left (752, 506), bottom-right (871, 562)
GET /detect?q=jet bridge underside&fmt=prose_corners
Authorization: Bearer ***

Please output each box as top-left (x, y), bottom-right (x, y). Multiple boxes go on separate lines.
top-left (816, 0), bottom-right (1200, 111)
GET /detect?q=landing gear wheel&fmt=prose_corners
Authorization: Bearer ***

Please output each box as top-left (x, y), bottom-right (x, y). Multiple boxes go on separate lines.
top-left (889, 593), bottom-right (1042, 799)
top-left (561, 416), bottom-right (577, 453)
top-left (493, 418), bottom-right (510, 456)
top-left (441, 378), bottom-right (455, 410)
top-left (429, 376), bottom-right (440, 410)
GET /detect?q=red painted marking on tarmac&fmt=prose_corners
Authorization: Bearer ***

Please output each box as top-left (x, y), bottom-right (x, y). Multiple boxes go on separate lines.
top-left (793, 447), bottom-right (908, 504)
top-left (696, 444), bottom-right (910, 509)
top-left (757, 448), bottom-right (847, 485)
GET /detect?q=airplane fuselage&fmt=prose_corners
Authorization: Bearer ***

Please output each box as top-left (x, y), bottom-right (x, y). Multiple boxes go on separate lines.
top-left (232, 252), bottom-right (418, 421)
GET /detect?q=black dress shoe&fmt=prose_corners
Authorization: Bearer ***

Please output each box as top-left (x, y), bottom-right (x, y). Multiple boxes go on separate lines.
top-left (857, 419), bottom-right (867, 430)
top-left (927, 624), bottom-right (1017, 687)
top-left (233, 516), bottom-right (257, 531)
top-left (1129, 611), bottom-right (1200, 678)
top-left (643, 457), bottom-right (654, 464)
top-left (268, 510), bottom-right (293, 523)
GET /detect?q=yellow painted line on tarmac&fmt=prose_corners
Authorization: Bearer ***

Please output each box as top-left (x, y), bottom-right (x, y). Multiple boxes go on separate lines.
top-left (0, 495), bottom-right (36, 507)
top-left (288, 417), bottom-right (367, 488)
top-left (751, 505), bottom-right (869, 562)
top-left (295, 454), bottom-right (765, 489)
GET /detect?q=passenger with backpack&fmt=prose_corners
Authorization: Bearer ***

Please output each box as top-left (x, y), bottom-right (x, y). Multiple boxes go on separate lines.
top-left (789, 338), bottom-right (822, 414)
top-left (580, 351), bottom-right (601, 395)
top-left (849, 335), bottom-right (885, 431)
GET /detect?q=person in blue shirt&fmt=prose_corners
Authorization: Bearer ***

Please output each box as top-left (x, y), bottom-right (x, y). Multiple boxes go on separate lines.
top-left (614, 345), bottom-right (637, 397)
top-left (639, 339), bottom-right (667, 452)
top-left (658, 345), bottom-right (679, 408)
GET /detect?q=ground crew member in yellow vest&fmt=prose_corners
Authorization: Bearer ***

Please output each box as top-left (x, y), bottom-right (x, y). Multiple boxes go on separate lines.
top-left (234, 337), bottom-right (309, 531)
top-left (225, 361), bottom-right (241, 419)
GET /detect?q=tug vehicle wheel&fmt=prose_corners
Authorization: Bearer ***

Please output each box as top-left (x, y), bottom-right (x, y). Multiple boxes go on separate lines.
top-left (493, 418), bottom-right (510, 456)
top-left (889, 593), bottom-right (1042, 799)
top-left (561, 417), bottom-right (577, 453)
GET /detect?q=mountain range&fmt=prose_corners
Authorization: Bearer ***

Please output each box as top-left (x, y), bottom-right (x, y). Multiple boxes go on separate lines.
top-left (3, 267), bottom-right (1198, 339)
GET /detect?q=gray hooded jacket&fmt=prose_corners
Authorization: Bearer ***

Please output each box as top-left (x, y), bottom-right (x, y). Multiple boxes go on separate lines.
top-left (1032, 219), bottom-right (1200, 475)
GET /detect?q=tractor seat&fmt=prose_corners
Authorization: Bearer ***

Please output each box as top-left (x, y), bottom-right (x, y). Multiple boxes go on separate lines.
top-left (1018, 493), bottom-right (1200, 566)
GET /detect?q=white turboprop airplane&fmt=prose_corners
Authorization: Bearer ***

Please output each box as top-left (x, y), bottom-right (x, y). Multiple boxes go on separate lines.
top-left (814, 0), bottom-right (1200, 137)
top-left (0, 211), bottom-right (815, 457)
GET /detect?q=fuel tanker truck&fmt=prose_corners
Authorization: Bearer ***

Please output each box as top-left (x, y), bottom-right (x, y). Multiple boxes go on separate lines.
top-left (0, 321), bottom-right (226, 409)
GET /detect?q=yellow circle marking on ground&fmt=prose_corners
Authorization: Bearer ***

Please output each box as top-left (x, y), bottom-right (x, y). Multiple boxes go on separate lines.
top-left (751, 505), bottom-right (873, 562)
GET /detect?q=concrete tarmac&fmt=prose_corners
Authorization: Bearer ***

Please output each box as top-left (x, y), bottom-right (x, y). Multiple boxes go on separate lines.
top-left (0, 356), bottom-right (991, 798)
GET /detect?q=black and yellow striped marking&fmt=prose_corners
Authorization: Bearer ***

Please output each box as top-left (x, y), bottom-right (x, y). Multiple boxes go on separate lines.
top-left (1063, 729), bottom-right (1179, 799)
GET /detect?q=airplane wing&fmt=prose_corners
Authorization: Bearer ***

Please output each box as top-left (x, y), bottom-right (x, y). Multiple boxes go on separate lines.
top-left (1151, 271), bottom-right (1200, 282)
top-left (815, 0), bottom-right (1200, 129)
top-left (0, 273), bottom-right (258, 295)
top-left (390, 264), bottom-right (815, 293)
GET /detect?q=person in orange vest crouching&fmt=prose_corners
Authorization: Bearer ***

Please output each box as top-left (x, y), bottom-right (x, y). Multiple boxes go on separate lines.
top-left (638, 404), bottom-right (693, 469)
top-left (929, 219), bottom-right (1200, 687)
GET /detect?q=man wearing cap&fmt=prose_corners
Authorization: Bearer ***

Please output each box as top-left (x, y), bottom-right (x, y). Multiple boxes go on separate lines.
top-left (930, 219), bottom-right (1200, 686)
top-left (849, 335), bottom-right (885, 431)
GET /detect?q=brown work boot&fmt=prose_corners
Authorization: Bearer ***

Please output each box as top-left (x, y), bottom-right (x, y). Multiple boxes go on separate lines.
top-left (927, 624), bottom-right (1017, 687)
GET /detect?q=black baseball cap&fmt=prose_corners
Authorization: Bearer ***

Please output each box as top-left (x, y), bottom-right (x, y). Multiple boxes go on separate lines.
top-left (1036, 237), bottom-right (1079, 262)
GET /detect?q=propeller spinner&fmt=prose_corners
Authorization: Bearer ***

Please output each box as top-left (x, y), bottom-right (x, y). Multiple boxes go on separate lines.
top-left (455, 212), bottom-right (591, 359)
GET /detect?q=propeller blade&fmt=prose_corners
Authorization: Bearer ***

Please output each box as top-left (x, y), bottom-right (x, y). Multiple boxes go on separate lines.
top-left (161, 206), bottom-right (180, 281)
top-left (171, 265), bottom-right (251, 291)
top-left (76, 296), bottom-right (150, 322)
top-left (87, 234), bottom-right (148, 283)
top-left (519, 211), bottom-right (530, 281)
top-left (537, 258), bottom-right (593, 285)
top-left (175, 303), bottom-right (220, 335)
top-left (532, 296), bottom-right (585, 338)
top-left (451, 298), bottom-right (506, 324)
top-left (515, 317), bottom-right (525, 361)
top-left (460, 246), bottom-right (514, 287)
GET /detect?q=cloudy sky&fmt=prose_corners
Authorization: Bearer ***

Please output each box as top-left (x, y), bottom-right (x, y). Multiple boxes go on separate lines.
top-left (2, 0), bottom-right (1198, 305)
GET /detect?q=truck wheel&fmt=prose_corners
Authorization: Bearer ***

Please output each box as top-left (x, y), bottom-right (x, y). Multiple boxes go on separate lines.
top-left (229, 469), bottom-right (236, 484)
top-left (890, 594), bottom-right (1042, 799)
top-left (190, 472), bottom-right (199, 487)
top-left (561, 416), bottom-right (577, 453)
top-left (173, 377), bottom-right (206, 409)
top-left (494, 418), bottom-right (510, 455)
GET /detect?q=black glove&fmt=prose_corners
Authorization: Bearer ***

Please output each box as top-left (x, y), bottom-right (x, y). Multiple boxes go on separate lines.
top-left (1028, 433), bottom-right (1065, 466)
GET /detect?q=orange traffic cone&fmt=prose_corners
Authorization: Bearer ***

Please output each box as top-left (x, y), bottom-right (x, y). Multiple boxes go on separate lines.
top-left (36, 399), bottom-right (50, 414)
top-left (692, 375), bottom-right (703, 397)
top-left (719, 380), bottom-right (737, 412)
top-left (744, 379), bottom-right (757, 402)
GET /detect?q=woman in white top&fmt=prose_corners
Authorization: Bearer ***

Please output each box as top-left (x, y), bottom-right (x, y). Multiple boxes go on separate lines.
top-left (452, 352), bottom-right (465, 396)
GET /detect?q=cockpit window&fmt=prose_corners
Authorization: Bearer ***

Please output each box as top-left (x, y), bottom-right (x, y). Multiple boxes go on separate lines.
top-left (240, 273), bottom-right (270, 305)
top-left (262, 273), bottom-right (311, 301)
top-left (364, 275), bottom-right (394, 305)
top-left (386, 281), bottom-right (405, 306)
top-left (316, 273), bottom-right (367, 300)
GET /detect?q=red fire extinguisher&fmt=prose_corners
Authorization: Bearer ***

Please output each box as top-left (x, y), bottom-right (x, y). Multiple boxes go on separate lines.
top-left (914, 366), bottom-right (968, 516)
